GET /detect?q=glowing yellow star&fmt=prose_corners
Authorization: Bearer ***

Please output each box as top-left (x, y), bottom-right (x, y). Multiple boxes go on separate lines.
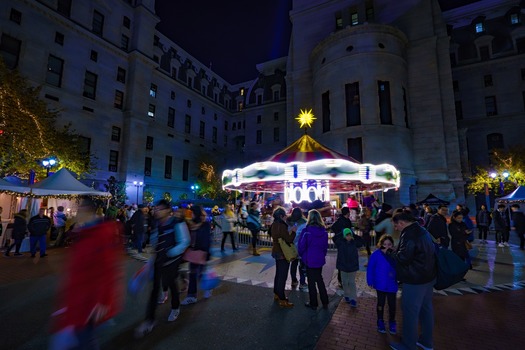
top-left (296, 109), bottom-right (316, 128)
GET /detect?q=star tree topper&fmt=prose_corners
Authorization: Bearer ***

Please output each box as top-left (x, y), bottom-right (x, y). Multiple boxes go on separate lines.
top-left (296, 109), bottom-right (316, 129)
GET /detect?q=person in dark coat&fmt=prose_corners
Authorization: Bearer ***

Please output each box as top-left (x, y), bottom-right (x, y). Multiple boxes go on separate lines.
top-left (129, 205), bottom-right (145, 254)
top-left (28, 208), bottom-right (51, 258)
top-left (333, 227), bottom-right (363, 307)
top-left (448, 210), bottom-right (469, 262)
top-left (426, 204), bottom-right (449, 248)
top-left (493, 204), bottom-right (510, 247)
top-left (330, 207), bottom-right (353, 286)
top-left (510, 204), bottom-right (525, 250)
top-left (476, 204), bottom-right (491, 243)
top-left (5, 210), bottom-right (28, 256)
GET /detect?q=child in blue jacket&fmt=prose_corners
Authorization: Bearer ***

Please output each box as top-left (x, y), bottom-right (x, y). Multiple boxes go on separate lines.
top-left (366, 234), bottom-right (398, 334)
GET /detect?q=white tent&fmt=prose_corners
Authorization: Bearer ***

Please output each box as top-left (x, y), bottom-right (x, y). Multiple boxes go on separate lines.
top-left (0, 177), bottom-right (30, 194)
top-left (30, 168), bottom-right (111, 197)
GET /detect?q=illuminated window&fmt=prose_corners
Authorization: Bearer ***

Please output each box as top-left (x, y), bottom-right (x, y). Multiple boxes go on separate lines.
top-left (510, 13), bottom-right (520, 25)
top-left (475, 22), bottom-right (484, 33)
top-left (351, 13), bottom-right (358, 26)
top-left (148, 104), bottom-right (155, 118)
top-left (240, 88), bottom-right (244, 96)
top-left (149, 84), bottom-right (157, 98)
top-left (335, 12), bottom-right (343, 30)
top-left (114, 90), bottom-right (124, 109)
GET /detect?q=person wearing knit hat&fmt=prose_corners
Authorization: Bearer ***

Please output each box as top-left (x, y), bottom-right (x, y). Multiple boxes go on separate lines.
top-left (332, 224), bottom-right (364, 308)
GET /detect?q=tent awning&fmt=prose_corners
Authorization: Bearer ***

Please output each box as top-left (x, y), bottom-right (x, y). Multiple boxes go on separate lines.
top-left (29, 168), bottom-right (111, 198)
top-left (496, 186), bottom-right (525, 203)
top-left (416, 193), bottom-right (450, 205)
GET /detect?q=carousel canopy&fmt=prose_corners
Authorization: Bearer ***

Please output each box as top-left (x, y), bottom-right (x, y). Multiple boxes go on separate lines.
top-left (222, 133), bottom-right (400, 197)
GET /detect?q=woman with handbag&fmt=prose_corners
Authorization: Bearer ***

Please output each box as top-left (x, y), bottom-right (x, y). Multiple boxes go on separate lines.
top-left (298, 210), bottom-right (329, 310)
top-left (181, 205), bottom-right (212, 305)
top-left (270, 207), bottom-right (296, 308)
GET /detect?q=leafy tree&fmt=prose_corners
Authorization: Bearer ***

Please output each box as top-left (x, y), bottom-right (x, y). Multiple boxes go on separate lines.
top-left (163, 192), bottom-right (173, 203)
top-left (143, 189), bottom-right (154, 205)
top-left (0, 59), bottom-right (93, 178)
top-left (104, 176), bottom-right (127, 206)
top-left (467, 146), bottom-right (525, 195)
top-left (196, 161), bottom-right (230, 202)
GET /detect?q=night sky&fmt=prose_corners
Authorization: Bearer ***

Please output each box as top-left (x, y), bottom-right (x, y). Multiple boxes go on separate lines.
top-left (154, 0), bottom-right (480, 83)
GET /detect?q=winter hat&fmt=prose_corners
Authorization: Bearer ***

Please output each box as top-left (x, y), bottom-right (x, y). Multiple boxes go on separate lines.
top-left (343, 228), bottom-right (353, 237)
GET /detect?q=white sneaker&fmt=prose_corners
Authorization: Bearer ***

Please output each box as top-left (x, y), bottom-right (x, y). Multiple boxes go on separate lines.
top-left (167, 308), bottom-right (180, 322)
top-left (504, 242), bottom-right (509, 247)
top-left (181, 296), bottom-right (197, 305)
top-left (134, 320), bottom-right (155, 338)
top-left (157, 291), bottom-right (168, 304)
top-left (498, 243), bottom-right (504, 247)
top-left (204, 290), bottom-right (212, 299)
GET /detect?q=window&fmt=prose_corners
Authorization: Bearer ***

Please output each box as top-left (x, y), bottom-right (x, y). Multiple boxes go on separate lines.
top-left (117, 67), bottom-right (126, 83)
top-left (90, 50), bottom-right (98, 62)
top-left (240, 88), bottom-right (244, 96)
top-left (335, 12), bottom-right (343, 30)
top-left (224, 121), bottom-right (228, 131)
top-left (274, 90), bottom-right (279, 101)
top-left (55, 32), bottom-right (64, 45)
top-left (475, 22), bottom-right (484, 33)
top-left (378, 81), bottom-right (392, 124)
top-left (187, 99), bottom-right (192, 108)
top-left (0, 34), bottom-right (21, 69)
top-left (453, 80), bottom-right (459, 92)
top-left (510, 13), bottom-right (520, 25)
top-left (224, 135), bottom-right (228, 147)
top-left (517, 37), bottom-right (525, 54)
top-left (274, 112), bottom-right (279, 121)
top-left (479, 46), bottom-right (490, 60)
top-left (455, 101), bottom-right (463, 120)
top-left (121, 34), bottom-right (129, 51)
top-left (347, 138), bottom-right (363, 163)
top-left (182, 159), bottom-right (189, 181)
top-left (212, 127), bottom-right (217, 144)
top-left (238, 102), bottom-right (243, 112)
top-left (171, 91), bottom-right (175, 100)
top-left (214, 113), bottom-right (217, 121)
top-left (484, 74), bottom-right (493, 87)
top-left (78, 136), bottom-right (91, 158)
top-left (144, 157), bottom-right (152, 176)
top-left (165, 156), bottom-right (172, 179)
top-left (83, 71), bottom-right (98, 99)
top-left (487, 133), bottom-right (504, 151)
top-left (92, 10), bottom-right (104, 36)
top-left (366, 0), bottom-right (375, 21)
top-left (257, 115), bottom-right (261, 124)
top-left (10, 8), bottom-right (22, 24)
top-left (485, 96), bottom-right (497, 116)
top-left (57, 0), bottom-right (72, 17)
top-left (114, 90), bottom-right (124, 109)
top-left (232, 123), bottom-right (236, 131)
top-left (153, 35), bottom-right (160, 47)
top-left (185, 115), bottom-right (191, 133)
top-left (345, 82), bottom-right (361, 126)
top-left (109, 150), bottom-right (118, 172)
top-left (257, 95), bottom-right (262, 105)
top-left (148, 104), bottom-right (155, 118)
top-left (256, 130), bottom-right (262, 144)
top-left (123, 16), bottom-right (130, 28)
top-left (188, 77), bottom-right (192, 88)
top-left (46, 55), bottom-right (64, 87)
top-left (274, 127), bottom-right (279, 142)
top-left (322, 91), bottom-right (331, 133)
top-left (168, 107), bottom-right (175, 128)
top-left (199, 121), bottom-right (205, 139)
top-left (111, 126), bottom-right (121, 142)
top-left (149, 83), bottom-right (157, 98)
top-left (146, 136), bottom-right (153, 150)
top-left (201, 106), bottom-right (205, 115)
top-left (171, 67), bottom-right (177, 79)
top-left (351, 12), bottom-right (358, 26)
top-left (238, 122), bottom-right (242, 129)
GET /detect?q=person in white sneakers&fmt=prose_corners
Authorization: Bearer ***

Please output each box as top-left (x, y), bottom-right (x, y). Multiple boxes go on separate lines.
top-left (134, 200), bottom-right (190, 338)
top-left (492, 204), bottom-right (510, 247)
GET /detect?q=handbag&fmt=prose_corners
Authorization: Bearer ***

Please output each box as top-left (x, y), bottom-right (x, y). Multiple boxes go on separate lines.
top-left (200, 266), bottom-right (220, 290)
top-left (434, 244), bottom-right (469, 290)
top-left (183, 248), bottom-right (207, 265)
top-left (278, 237), bottom-right (298, 262)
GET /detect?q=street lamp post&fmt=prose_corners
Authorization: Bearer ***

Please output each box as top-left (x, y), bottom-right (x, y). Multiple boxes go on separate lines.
top-left (42, 158), bottom-right (56, 177)
top-left (133, 181), bottom-right (143, 204)
top-left (191, 184), bottom-right (199, 199)
top-left (490, 171), bottom-right (509, 195)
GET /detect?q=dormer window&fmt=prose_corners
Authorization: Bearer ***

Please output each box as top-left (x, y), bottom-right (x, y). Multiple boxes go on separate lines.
top-left (475, 22), bottom-right (485, 33)
top-left (510, 13), bottom-right (520, 25)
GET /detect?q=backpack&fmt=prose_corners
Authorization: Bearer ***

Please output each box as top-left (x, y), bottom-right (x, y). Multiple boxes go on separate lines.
top-left (434, 244), bottom-right (468, 290)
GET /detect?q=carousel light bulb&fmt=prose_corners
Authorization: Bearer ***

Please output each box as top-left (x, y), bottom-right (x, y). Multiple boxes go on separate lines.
top-left (296, 109), bottom-right (316, 128)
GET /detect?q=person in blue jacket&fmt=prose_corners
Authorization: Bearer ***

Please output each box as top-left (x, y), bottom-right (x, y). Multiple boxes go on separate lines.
top-left (367, 234), bottom-right (398, 335)
top-left (332, 227), bottom-right (364, 308)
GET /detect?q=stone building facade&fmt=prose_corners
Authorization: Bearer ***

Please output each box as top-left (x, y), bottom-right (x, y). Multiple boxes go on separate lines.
top-left (1, 0), bottom-right (524, 206)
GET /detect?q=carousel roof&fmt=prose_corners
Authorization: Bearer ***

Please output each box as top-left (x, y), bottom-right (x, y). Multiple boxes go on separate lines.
top-left (266, 134), bottom-right (360, 163)
top-left (222, 134), bottom-right (400, 194)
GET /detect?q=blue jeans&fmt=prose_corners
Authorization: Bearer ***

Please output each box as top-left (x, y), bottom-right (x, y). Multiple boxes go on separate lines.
top-left (273, 258), bottom-right (290, 300)
top-left (400, 279), bottom-right (435, 350)
top-left (30, 235), bottom-right (46, 256)
top-left (289, 258), bottom-right (306, 285)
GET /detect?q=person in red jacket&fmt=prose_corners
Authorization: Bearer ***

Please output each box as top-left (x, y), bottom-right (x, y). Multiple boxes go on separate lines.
top-left (49, 197), bottom-right (124, 350)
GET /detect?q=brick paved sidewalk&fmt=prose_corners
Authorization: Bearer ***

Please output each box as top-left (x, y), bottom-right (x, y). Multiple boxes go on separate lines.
top-left (315, 288), bottom-right (525, 349)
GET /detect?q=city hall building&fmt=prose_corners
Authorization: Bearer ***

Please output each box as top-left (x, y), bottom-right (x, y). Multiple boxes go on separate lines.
top-left (1, 0), bottom-right (524, 207)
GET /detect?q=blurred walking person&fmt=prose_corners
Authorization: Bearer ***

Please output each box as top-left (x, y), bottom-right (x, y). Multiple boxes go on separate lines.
top-left (4, 210), bottom-right (28, 257)
top-left (28, 208), bottom-right (51, 258)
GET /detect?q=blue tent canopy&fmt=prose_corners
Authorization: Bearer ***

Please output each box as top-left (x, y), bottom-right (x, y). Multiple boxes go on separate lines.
top-left (496, 186), bottom-right (525, 204)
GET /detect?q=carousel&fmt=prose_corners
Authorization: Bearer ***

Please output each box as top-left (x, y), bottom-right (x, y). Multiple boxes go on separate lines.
top-left (222, 110), bottom-right (401, 210)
